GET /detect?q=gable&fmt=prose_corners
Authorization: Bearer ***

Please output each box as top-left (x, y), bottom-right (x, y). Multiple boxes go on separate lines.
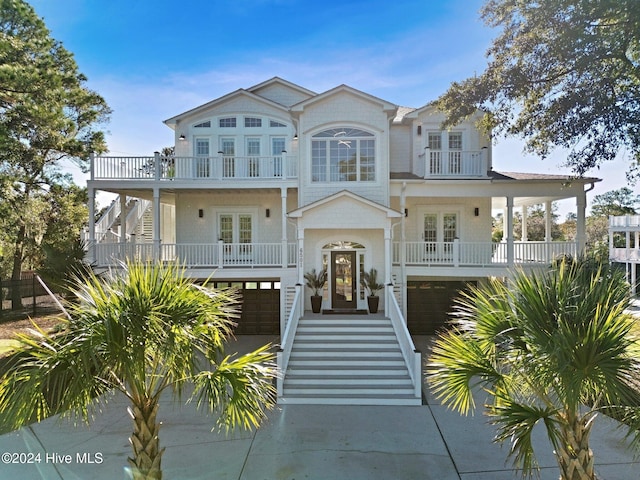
top-left (289, 191), bottom-right (402, 230)
top-left (249, 78), bottom-right (315, 107)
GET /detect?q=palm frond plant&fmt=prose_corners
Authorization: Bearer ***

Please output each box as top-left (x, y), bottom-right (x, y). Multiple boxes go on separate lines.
top-left (0, 261), bottom-right (277, 480)
top-left (428, 259), bottom-right (640, 480)
top-left (361, 268), bottom-right (385, 313)
top-left (304, 268), bottom-right (327, 313)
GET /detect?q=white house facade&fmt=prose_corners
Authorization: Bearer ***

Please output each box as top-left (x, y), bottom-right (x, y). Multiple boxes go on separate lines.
top-left (86, 77), bottom-right (599, 405)
top-left (609, 215), bottom-right (640, 296)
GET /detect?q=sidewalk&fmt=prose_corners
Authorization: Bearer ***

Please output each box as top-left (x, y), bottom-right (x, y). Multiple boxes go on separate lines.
top-left (0, 336), bottom-right (638, 479)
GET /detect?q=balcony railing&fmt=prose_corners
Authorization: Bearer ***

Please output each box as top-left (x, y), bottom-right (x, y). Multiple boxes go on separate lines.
top-left (393, 240), bottom-right (577, 266)
top-left (91, 242), bottom-right (298, 268)
top-left (91, 154), bottom-right (298, 181)
top-left (417, 149), bottom-right (488, 178)
top-left (611, 247), bottom-right (640, 263)
top-left (609, 215), bottom-right (640, 228)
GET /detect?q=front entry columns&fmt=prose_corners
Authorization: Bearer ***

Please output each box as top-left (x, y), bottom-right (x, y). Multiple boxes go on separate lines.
top-left (521, 205), bottom-right (528, 242)
top-left (297, 228), bottom-right (305, 285)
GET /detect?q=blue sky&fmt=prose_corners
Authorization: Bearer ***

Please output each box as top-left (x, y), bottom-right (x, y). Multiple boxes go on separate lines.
top-left (29, 0), bottom-right (631, 214)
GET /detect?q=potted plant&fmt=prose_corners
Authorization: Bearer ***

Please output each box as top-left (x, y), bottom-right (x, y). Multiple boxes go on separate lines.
top-left (361, 268), bottom-right (384, 313)
top-left (304, 268), bottom-right (327, 313)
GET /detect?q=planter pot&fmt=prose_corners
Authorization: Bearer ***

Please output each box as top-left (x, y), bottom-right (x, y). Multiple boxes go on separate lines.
top-left (310, 295), bottom-right (322, 313)
top-left (367, 296), bottom-right (379, 314)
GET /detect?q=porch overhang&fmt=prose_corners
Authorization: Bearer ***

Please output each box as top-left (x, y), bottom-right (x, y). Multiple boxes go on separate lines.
top-left (287, 190), bottom-right (403, 229)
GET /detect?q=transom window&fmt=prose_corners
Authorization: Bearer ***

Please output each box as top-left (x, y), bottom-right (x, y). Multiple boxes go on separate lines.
top-left (270, 120), bottom-right (286, 127)
top-left (219, 117), bottom-right (236, 128)
top-left (311, 127), bottom-right (376, 182)
top-left (194, 120), bottom-right (211, 128)
top-left (244, 117), bottom-right (262, 127)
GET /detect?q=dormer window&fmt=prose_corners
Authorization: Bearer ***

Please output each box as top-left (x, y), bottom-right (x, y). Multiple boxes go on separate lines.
top-left (311, 127), bottom-right (376, 183)
top-left (194, 120), bottom-right (211, 128)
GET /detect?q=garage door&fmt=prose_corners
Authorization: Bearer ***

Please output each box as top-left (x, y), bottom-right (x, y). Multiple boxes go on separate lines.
top-left (407, 281), bottom-right (476, 335)
top-left (211, 281), bottom-right (280, 335)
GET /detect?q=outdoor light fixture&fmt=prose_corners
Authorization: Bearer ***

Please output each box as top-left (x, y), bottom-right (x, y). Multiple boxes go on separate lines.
top-left (198, 209), bottom-right (204, 218)
top-left (474, 207), bottom-right (479, 217)
top-left (404, 208), bottom-right (408, 217)
top-left (266, 209), bottom-right (270, 218)
top-left (179, 134), bottom-right (186, 140)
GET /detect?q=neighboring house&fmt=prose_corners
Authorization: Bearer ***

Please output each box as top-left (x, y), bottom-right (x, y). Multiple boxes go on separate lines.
top-left (86, 77), bottom-right (599, 404)
top-left (609, 215), bottom-right (640, 296)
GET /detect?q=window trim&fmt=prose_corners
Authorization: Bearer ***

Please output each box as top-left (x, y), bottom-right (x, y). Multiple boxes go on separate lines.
top-left (310, 127), bottom-right (377, 183)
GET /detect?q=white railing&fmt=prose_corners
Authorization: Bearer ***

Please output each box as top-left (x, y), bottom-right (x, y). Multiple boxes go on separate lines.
top-left (94, 243), bottom-right (156, 266)
top-left (395, 240), bottom-right (578, 266)
top-left (609, 215), bottom-right (640, 228)
top-left (419, 150), bottom-right (487, 178)
top-left (91, 242), bottom-right (297, 268)
top-left (611, 247), bottom-right (640, 263)
top-left (91, 154), bottom-right (298, 181)
top-left (277, 285), bottom-right (302, 397)
top-left (386, 285), bottom-right (421, 399)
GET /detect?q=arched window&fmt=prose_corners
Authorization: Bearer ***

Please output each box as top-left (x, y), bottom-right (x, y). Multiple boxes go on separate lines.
top-left (311, 128), bottom-right (375, 182)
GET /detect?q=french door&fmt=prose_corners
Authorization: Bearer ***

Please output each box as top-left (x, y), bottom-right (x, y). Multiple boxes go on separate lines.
top-left (331, 251), bottom-right (356, 309)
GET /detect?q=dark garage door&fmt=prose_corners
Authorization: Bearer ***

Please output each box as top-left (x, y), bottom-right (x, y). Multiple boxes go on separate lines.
top-left (211, 281), bottom-right (280, 335)
top-left (407, 281), bottom-right (476, 335)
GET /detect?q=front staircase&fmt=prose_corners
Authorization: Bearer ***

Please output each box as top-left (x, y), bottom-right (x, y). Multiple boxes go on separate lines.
top-left (280, 314), bottom-right (422, 405)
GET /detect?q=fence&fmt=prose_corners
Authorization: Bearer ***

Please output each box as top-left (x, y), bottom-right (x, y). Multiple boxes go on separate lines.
top-left (0, 272), bottom-right (64, 320)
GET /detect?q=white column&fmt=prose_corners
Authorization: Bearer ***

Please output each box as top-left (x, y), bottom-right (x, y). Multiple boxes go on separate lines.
top-left (384, 227), bottom-right (392, 317)
top-left (88, 187), bottom-right (96, 264)
top-left (297, 228), bottom-right (305, 285)
top-left (281, 187), bottom-right (288, 268)
top-left (120, 194), bottom-right (127, 243)
top-left (576, 192), bottom-right (587, 255)
top-left (153, 187), bottom-right (161, 261)
top-left (521, 205), bottom-right (528, 242)
top-left (545, 200), bottom-right (553, 262)
top-left (505, 196), bottom-right (514, 266)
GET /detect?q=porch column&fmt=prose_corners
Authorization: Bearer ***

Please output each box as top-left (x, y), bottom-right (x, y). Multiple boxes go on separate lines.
top-left (297, 228), bottom-right (305, 285)
top-left (88, 187), bottom-right (96, 265)
top-left (545, 201), bottom-right (553, 242)
top-left (384, 227), bottom-right (392, 317)
top-left (521, 205), bottom-right (528, 242)
top-left (400, 182), bottom-right (407, 318)
top-left (576, 191), bottom-right (587, 254)
top-left (281, 187), bottom-right (288, 268)
top-left (153, 187), bottom-right (161, 261)
top-left (505, 196), bottom-right (514, 266)
top-left (120, 194), bottom-right (127, 243)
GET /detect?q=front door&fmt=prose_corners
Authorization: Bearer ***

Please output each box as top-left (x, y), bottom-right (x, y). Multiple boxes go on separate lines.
top-left (331, 251), bottom-right (356, 309)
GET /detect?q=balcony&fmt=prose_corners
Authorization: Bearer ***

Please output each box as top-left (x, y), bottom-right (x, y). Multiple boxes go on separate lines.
top-left (90, 154), bottom-right (298, 181)
top-left (90, 242), bottom-right (298, 268)
top-left (416, 149), bottom-right (488, 178)
top-left (393, 240), bottom-right (577, 267)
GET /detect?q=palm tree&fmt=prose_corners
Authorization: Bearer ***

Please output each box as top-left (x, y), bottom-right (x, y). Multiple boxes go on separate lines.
top-left (428, 259), bottom-right (640, 480)
top-left (0, 262), bottom-right (277, 480)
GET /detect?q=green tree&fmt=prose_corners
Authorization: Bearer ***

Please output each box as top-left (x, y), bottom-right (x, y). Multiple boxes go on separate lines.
top-left (428, 260), bottom-right (640, 479)
top-left (512, 204), bottom-right (563, 241)
top-left (0, 0), bottom-right (110, 308)
top-left (590, 187), bottom-right (639, 217)
top-left (434, 0), bottom-right (640, 181)
top-left (0, 262), bottom-right (277, 480)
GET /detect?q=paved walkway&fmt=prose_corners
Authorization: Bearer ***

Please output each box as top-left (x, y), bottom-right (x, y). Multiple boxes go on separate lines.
top-left (0, 336), bottom-right (638, 479)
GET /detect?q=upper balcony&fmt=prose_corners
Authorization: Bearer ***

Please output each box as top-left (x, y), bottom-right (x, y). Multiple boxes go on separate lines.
top-left (414, 149), bottom-right (489, 178)
top-left (90, 153), bottom-right (298, 183)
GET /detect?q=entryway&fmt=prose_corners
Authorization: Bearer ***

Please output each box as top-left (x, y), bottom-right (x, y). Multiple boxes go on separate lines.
top-left (331, 251), bottom-right (356, 310)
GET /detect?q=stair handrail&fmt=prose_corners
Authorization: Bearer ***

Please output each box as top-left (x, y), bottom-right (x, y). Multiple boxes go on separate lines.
top-left (386, 284), bottom-right (421, 399)
top-left (277, 284), bottom-right (302, 397)
top-left (94, 197), bottom-right (122, 242)
top-left (125, 199), bottom-right (152, 236)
